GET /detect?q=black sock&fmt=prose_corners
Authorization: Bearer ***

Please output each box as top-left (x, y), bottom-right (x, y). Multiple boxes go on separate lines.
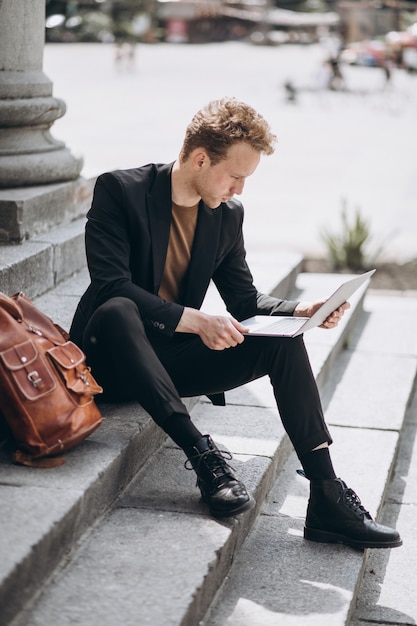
top-left (163, 413), bottom-right (203, 451)
top-left (300, 447), bottom-right (337, 481)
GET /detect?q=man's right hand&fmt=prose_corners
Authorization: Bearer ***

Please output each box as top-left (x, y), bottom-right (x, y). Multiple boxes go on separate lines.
top-left (176, 307), bottom-right (248, 350)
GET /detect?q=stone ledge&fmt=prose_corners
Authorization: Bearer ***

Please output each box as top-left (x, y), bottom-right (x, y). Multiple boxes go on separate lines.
top-left (0, 176), bottom-right (94, 242)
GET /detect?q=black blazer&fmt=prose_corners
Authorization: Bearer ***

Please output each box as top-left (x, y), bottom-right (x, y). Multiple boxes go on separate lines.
top-left (70, 162), bottom-right (298, 348)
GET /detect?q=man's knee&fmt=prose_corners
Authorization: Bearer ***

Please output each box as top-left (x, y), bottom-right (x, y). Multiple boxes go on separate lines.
top-left (86, 297), bottom-right (146, 345)
top-left (96, 297), bottom-right (141, 325)
top-left (261, 334), bottom-right (307, 361)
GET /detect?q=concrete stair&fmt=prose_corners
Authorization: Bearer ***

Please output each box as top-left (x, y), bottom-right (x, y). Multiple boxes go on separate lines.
top-left (0, 178), bottom-right (94, 298)
top-left (203, 288), bottom-right (417, 626)
top-left (0, 243), bottom-right (405, 626)
top-left (0, 187), bottom-right (415, 624)
top-left (0, 217), bottom-right (86, 299)
top-left (0, 232), bottom-right (298, 623)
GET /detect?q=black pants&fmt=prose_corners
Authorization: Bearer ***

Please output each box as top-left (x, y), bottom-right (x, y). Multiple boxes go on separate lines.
top-left (81, 297), bottom-right (332, 459)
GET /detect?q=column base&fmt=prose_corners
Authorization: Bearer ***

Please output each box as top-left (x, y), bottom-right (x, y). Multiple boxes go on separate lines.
top-left (0, 148), bottom-right (83, 189)
top-left (0, 176), bottom-right (95, 243)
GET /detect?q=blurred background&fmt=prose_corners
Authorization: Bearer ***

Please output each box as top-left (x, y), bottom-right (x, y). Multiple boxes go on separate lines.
top-left (45, 0), bottom-right (417, 50)
top-left (43, 0), bottom-right (417, 264)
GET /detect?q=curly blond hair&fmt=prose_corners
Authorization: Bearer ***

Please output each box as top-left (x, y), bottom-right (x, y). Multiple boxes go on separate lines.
top-left (180, 97), bottom-right (277, 164)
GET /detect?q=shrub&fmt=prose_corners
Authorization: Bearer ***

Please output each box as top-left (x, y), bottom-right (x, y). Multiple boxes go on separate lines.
top-left (321, 200), bottom-right (383, 271)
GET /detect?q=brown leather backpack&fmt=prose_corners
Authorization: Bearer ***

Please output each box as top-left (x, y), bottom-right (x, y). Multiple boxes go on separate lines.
top-left (0, 291), bottom-right (103, 467)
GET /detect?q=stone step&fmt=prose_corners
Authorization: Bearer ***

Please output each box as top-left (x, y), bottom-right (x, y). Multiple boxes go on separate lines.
top-left (202, 291), bottom-right (417, 626)
top-left (0, 178), bottom-right (94, 244)
top-left (2, 269), bottom-right (370, 626)
top-left (0, 216), bottom-right (87, 300)
top-left (0, 252), bottom-right (302, 625)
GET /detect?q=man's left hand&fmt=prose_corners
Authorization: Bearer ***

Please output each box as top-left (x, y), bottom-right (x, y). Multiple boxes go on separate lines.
top-left (294, 299), bottom-right (350, 329)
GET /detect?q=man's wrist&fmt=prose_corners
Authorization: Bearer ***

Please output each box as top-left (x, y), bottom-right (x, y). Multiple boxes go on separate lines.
top-left (294, 301), bottom-right (311, 317)
top-left (176, 307), bottom-right (207, 334)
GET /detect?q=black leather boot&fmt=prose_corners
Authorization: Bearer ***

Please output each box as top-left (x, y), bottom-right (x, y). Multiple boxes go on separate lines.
top-left (185, 435), bottom-right (255, 517)
top-left (304, 478), bottom-right (402, 550)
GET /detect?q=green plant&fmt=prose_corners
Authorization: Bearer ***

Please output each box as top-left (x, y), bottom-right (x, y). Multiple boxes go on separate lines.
top-left (321, 200), bottom-right (374, 271)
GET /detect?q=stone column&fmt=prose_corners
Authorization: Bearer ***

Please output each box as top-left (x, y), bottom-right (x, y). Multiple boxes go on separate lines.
top-left (0, 0), bottom-right (83, 188)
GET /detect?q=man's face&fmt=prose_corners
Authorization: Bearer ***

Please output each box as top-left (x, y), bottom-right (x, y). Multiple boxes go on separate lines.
top-left (194, 142), bottom-right (261, 209)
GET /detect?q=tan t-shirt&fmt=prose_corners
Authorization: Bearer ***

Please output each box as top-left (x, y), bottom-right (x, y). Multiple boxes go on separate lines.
top-left (158, 201), bottom-right (199, 303)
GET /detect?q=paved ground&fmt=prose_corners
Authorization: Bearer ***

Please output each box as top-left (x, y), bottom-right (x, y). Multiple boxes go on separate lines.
top-left (43, 41), bottom-right (417, 264)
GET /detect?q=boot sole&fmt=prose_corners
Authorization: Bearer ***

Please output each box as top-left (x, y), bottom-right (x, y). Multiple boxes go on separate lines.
top-left (208, 495), bottom-right (256, 518)
top-left (304, 526), bottom-right (403, 550)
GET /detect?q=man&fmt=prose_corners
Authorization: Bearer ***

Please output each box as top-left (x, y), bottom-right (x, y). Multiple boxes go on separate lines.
top-left (70, 97), bottom-right (401, 550)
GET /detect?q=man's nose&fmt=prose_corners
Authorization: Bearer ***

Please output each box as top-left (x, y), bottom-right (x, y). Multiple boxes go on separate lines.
top-left (231, 180), bottom-right (245, 195)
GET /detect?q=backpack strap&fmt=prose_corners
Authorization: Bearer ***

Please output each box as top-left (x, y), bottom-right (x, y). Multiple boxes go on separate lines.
top-left (0, 292), bottom-right (23, 321)
top-left (13, 450), bottom-right (66, 468)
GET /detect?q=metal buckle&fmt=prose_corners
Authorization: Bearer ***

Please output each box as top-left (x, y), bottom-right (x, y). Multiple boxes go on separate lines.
top-left (27, 370), bottom-right (42, 387)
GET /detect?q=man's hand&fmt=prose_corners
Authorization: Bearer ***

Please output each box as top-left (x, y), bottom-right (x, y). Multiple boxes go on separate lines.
top-left (294, 299), bottom-right (350, 329)
top-left (176, 308), bottom-right (248, 350)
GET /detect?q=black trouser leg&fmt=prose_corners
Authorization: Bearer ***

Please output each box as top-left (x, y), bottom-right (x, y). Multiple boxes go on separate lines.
top-left (80, 297), bottom-right (190, 430)
top-left (80, 297), bottom-right (331, 459)
top-left (151, 333), bottom-right (332, 459)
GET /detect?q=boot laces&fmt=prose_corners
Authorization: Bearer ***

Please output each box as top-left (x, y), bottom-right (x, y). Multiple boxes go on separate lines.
top-left (340, 486), bottom-right (370, 518)
top-left (185, 447), bottom-right (235, 481)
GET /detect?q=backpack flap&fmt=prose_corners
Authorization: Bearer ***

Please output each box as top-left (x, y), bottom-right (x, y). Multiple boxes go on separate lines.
top-left (48, 341), bottom-right (103, 400)
top-left (0, 340), bottom-right (56, 401)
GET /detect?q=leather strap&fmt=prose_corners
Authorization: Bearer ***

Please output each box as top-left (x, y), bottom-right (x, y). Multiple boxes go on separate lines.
top-left (13, 450), bottom-right (66, 467)
top-left (0, 292), bottom-right (22, 321)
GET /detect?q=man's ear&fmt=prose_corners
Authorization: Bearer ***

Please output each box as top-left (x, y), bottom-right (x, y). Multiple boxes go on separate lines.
top-left (192, 150), bottom-right (209, 170)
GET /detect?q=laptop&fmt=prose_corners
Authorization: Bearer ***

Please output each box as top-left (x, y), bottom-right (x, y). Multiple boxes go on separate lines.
top-left (241, 269), bottom-right (375, 337)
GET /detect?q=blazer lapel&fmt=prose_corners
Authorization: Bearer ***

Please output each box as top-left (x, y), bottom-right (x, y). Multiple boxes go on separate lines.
top-left (146, 163), bottom-right (222, 307)
top-left (147, 164), bottom-right (174, 294)
top-left (182, 203), bottom-right (222, 309)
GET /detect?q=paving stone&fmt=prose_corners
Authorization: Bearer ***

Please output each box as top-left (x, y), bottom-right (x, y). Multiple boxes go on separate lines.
top-left (351, 361), bottom-right (417, 625)
top-left (322, 351), bottom-right (416, 431)
top-left (351, 293), bottom-right (417, 357)
top-left (354, 502), bottom-right (417, 625)
top-left (11, 508), bottom-right (233, 626)
top-left (204, 514), bottom-right (363, 626)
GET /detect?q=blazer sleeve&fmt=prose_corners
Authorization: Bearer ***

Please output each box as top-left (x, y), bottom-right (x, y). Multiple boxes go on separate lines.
top-left (212, 203), bottom-right (299, 321)
top-left (85, 172), bottom-right (184, 337)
